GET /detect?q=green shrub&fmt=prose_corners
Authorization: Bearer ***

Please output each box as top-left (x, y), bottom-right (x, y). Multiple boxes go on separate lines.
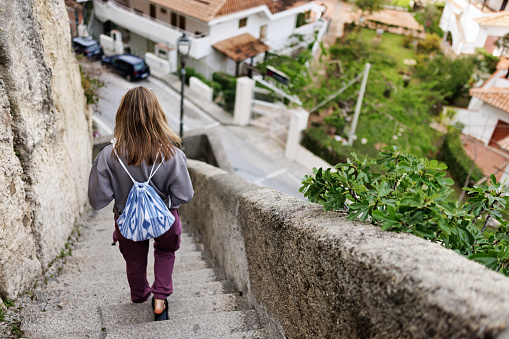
top-left (416, 33), bottom-right (441, 54)
top-left (212, 72), bottom-right (237, 112)
top-left (323, 113), bottom-right (345, 133)
top-left (79, 65), bottom-right (104, 105)
top-left (301, 128), bottom-right (351, 165)
top-left (301, 147), bottom-right (509, 276)
top-left (475, 48), bottom-right (499, 74)
top-left (402, 35), bottom-right (414, 48)
top-left (438, 129), bottom-right (484, 186)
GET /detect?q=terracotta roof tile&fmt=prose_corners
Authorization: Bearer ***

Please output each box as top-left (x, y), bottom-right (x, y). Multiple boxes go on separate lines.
top-left (217, 0), bottom-right (308, 17)
top-left (148, 0), bottom-right (310, 22)
top-left (148, 0), bottom-right (228, 22)
top-left (474, 11), bottom-right (509, 26)
top-left (470, 87), bottom-right (509, 112)
top-left (212, 33), bottom-right (270, 61)
top-left (366, 9), bottom-right (424, 31)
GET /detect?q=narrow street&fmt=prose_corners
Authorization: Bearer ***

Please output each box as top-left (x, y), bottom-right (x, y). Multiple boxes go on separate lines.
top-left (84, 60), bottom-right (309, 199)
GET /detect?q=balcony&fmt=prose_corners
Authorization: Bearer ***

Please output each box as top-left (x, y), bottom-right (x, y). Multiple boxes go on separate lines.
top-left (93, 0), bottom-right (212, 59)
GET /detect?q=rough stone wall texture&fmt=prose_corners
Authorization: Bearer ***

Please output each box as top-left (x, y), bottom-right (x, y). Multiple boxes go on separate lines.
top-left (182, 160), bottom-right (509, 339)
top-left (0, 0), bottom-right (91, 298)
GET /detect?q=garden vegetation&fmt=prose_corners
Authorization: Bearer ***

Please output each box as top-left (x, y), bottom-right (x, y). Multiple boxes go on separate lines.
top-left (301, 148), bottom-right (509, 275)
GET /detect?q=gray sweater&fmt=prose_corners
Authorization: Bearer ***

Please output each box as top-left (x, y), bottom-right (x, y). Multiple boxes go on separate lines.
top-left (88, 144), bottom-right (194, 215)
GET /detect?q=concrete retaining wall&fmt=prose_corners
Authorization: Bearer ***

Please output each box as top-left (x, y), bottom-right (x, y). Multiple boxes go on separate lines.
top-left (181, 160), bottom-right (509, 338)
top-left (189, 77), bottom-right (213, 102)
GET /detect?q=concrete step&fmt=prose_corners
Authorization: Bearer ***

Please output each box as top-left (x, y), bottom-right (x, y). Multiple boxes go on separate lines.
top-left (30, 281), bottom-right (236, 313)
top-left (23, 295), bottom-right (249, 338)
top-left (104, 310), bottom-right (260, 339)
top-left (101, 293), bottom-right (243, 330)
top-left (76, 231), bottom-right (198, 245)
top-left (72, 238), bottom-right (201, 257)
top-left (212, 329), bottom-right (268, 339)
top-left (21, 306), bottom-right (101, 339)
top-left (59, 249), bottom-right (209, 274)
top-left (61, 255), bottom-right (211, 276)
top-left (47, 268), bottom-right (224, 292)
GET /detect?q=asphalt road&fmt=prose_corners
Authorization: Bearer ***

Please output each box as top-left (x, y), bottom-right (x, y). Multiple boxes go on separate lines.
top-left (87, 61), bottom-right (308, 198)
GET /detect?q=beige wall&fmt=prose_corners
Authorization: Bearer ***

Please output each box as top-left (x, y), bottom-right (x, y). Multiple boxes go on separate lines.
top-left (0, 0), bottom-right (91, 298)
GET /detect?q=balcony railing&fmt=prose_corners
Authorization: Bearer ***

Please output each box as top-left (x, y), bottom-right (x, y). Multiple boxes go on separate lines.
top-left (93, 0), bottom-right (212, 59)
top-left (98, 0), bottom-right (207, 38)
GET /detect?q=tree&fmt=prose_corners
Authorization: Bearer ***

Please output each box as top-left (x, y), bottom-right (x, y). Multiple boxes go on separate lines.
top-left (495, 33), bottom-right (509, 55)
top-left (413, 54), bottom-right (475, 104)
top-left (351, 0), bottom-right (389, 17)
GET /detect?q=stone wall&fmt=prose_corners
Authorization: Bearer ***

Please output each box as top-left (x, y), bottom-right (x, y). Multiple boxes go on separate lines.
top-left (0, 0), bottom-right (91, 298)
top-left (182, 160), bottom-right (509, 339)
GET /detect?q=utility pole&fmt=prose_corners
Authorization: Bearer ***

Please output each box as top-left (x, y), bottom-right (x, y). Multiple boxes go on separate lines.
top-left (348, 63), bottom-right (371, 146)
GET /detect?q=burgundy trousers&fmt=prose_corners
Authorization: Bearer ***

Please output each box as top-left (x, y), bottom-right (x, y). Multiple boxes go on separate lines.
top-left (113, 209), bottom-right (181, 302)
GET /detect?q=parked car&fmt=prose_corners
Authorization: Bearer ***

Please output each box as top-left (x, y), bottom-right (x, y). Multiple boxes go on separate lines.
top-left (101, 54), bottom-right (150, 82)
top-left (72, 36), bottom-right (103, 60)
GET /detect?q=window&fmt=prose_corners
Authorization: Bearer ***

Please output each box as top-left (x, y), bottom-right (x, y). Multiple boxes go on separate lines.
top-left (260, 25), bottom-right (268, 40)
top-left (161, 8), bottom-right (167, 14)
top-left (171, 12), bottom-right (177, 26)
top-left (179, 15), bottom-right (186, 30)
top-left (150, 4), bottom-right (156, 18)
top-left (239, 18), bottom-right (247, 28)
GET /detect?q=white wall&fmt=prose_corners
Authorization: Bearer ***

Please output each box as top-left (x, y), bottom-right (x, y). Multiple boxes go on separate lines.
top-left (267, 14), bottom-right (299, 50)
top-left (457, 105), bottom-right (509, 145)
top-left (479, 105), bottom-right (509, 145)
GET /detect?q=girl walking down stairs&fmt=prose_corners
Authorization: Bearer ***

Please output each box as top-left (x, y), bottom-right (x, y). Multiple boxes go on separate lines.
top-left (20, 205), bottom-right (267, 338)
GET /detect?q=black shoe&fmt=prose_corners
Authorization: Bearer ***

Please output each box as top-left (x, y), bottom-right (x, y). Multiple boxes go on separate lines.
top-left (152, 298), bottom-right (168, 321)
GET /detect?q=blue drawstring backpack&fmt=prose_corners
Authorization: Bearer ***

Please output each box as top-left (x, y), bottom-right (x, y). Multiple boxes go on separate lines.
top-left (114, 148), bottom-right (175, 242)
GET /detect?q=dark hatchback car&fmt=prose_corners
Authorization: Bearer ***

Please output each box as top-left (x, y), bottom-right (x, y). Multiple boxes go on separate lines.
top-left (101, 54), bottom-right (150, 81)
top-left (72, 36), bottom-right (103, 60)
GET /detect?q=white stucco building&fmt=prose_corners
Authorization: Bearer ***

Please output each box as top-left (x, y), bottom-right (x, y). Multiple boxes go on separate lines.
top-left (454, 68), bottom-right (509, 181)
top-left (439, 0), bottom-right (509, 55)
top-left (91, 0), bottom-right (325, 78)
top-left (461, 69), bottom-right (509, 149)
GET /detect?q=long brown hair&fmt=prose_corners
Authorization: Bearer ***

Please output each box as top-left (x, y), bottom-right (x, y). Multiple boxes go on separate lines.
top-left (113, 86), bottom-right (181, 166)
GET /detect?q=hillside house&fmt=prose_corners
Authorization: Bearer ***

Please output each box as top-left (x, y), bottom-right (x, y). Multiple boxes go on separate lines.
top-left (92, 0), bottom-right (326, 78)
top-left (439, 0), bottom-right (509, 55)
top-left (454, 68), bottom-right (509, 181)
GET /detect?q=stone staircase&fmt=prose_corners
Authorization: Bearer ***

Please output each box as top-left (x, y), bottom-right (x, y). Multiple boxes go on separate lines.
top-left (21, 207), bottom-right (266, 338)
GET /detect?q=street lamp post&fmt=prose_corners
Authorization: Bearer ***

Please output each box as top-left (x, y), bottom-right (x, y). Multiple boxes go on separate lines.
top-left (177, 32), bottom-right (191, 140)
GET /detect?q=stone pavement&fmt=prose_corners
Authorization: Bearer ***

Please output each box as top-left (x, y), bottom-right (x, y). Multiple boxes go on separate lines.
top-left (20, 205), bottom-right (268, 338)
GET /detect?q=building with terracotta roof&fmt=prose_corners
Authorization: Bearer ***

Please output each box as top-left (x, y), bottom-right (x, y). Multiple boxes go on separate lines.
top-left (452, 68), bottom-right (509, 182)
top-left (455, 68), bottom-right (509, 151)
top-left (440, 0), bottom-right (509, 55)
top-left (91, 0), bottom-right (325, 77)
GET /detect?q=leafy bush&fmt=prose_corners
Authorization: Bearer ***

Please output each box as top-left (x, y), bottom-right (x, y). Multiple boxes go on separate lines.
top-left (474, 48), bottom-right (499, 74)
top-left (414, 4), bottom-right (444, 37)
top-left (301, 128), bottom-right (351, 165)
top-left (301, 147), bottom-right (509, 275)
top-left (438, 129), bottom-right (484, 187)
top-left (416, 33), bottom-right (441, 54)
top-left (79, 65), bottom-right (104, 105)
top-left (212, 72), bottom-right (237, 112)
top-left (324, 113), bottom-right (345, 133)
top-left (402, 35), bottom-right (414, 48)
top-left (413, 54), bottom-right (475, 105)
